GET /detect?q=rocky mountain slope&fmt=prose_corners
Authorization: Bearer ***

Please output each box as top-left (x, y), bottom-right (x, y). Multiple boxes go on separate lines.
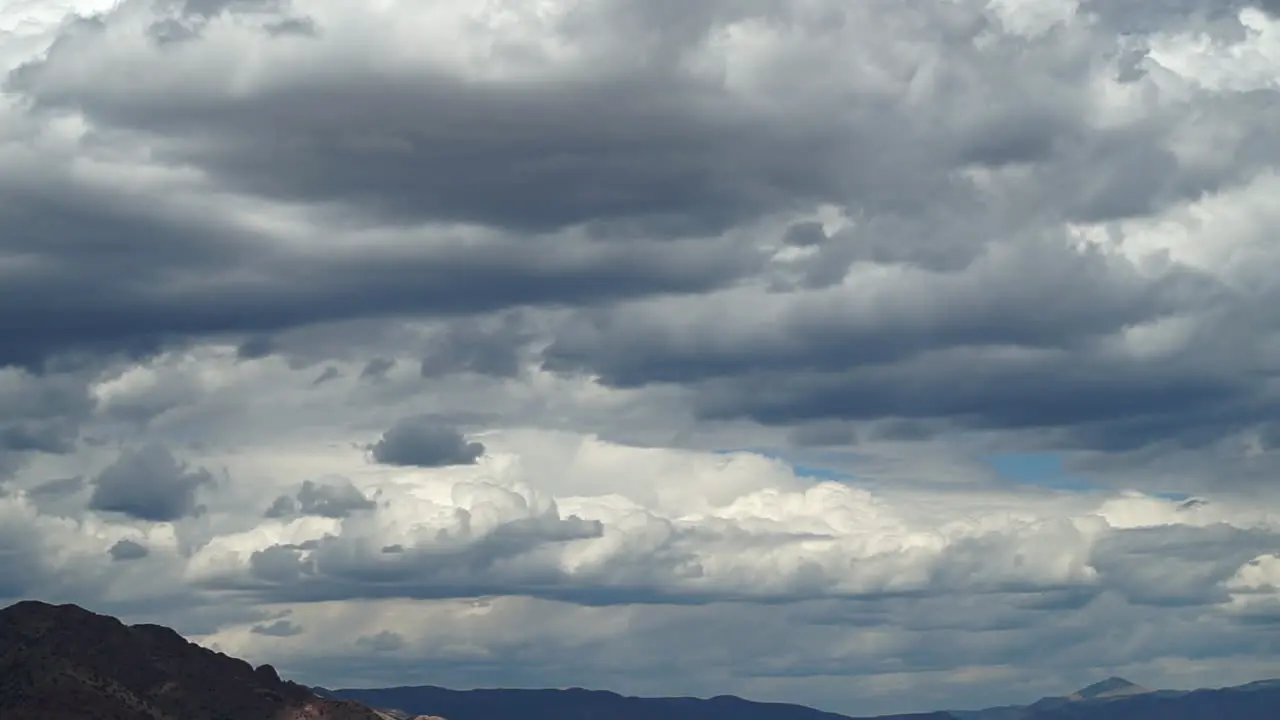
top-left (0, 600), bottom-right (385, 720)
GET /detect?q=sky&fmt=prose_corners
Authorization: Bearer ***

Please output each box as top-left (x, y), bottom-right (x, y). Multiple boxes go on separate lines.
top-left (3, 0), bottom-right (1280, 715)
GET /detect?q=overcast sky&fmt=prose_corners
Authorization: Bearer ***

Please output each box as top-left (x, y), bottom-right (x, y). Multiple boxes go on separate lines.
top-left (4, 0), bottom-right (1280, 715)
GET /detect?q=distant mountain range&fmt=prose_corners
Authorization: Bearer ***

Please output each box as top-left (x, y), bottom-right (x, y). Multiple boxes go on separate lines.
top-left (323, 675), bottom-right (1280, 720)
top-left (317, 686), bottom-right (951, 720)
top-left (948, 675), bottom-right (1280, 720)
top-left (2, 599), bottom-right (1278, 720)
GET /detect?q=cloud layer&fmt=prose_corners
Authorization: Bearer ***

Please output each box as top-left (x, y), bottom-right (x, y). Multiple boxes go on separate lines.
top-left (4, 0), bottom-right (1280, 715)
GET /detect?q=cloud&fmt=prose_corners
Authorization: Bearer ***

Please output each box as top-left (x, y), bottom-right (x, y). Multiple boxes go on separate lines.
top-left (8, 413), bottom-right (1280, 712)
top-left (543, 239), bottom-right (1238, 452)
top-left (369, 417), bottom-right (486, 468)
top-left (310, 366), bottom-right (341, 386)
top-left (1, 0), bottom-right (1273, 455)
top-left (6, 0), bottom-right (1280, 714)
top-left (0, 1), bottom-right (764, 370)
top-left (251, 618), bottom-right (304, 637)
top-left (263, 495), bottom-right (297, 519)
top-left (418, 314), bottom-right (537, 379)
top-left (108, 538), bottom-right (150, 562)
top-left (170, 435), bottom-right (1278, 615)
top-left (1, 422), bottom-right (78, 455)
top-left (27, 476), bottom-right (87, 499)
top-left (294, 477), bottom-right (376, 518)
top-left (0, 367), bottom-right (98, 478)
top-left (9, 1), bottom-right (849, 233)
top-left (236, 335), bottom-right (275, 361)
top-left (358, 358), bottom-right (394, 382)
top-left (355, 630), bottom-right (406, 653)
top-left (89, 445), bottom-right (214, 522)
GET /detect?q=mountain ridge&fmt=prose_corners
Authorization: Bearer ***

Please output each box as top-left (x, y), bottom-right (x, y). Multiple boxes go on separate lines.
top-left (0, 600), bottom-right (384, 720)
top-left (327, 674), bottom-right (1280, 720)
top-left (1067, 676), bottom-right (1150, 700)
top-left (318, 684), bottom-right (951, 720)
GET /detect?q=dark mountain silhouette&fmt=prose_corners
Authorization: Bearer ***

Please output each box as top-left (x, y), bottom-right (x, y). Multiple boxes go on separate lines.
top-left (327, 675), bottom-right (1280, 720)
top-left (1068, 676), bottom-right (1149, 700)
top-left (1013, 679), bottom-right (1280, 720)
top-left (0, 600), bottom-right (385, 720)
top-left (316, 685), bottom-right (952, 720)
top-left (953, 675), bottom-right (1280, 720)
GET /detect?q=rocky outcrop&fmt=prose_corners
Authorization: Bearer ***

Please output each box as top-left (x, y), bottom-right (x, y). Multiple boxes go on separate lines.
top-left (0, 600), bottom-right (385, 720)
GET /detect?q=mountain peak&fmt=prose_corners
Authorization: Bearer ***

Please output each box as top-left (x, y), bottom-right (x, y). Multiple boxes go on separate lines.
top-left (1071, 676), bottom-right (1150, 700)
top-left (0, 599), bottom-right (96, 619)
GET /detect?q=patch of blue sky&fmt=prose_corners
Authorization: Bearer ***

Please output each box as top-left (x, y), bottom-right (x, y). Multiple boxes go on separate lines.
top-left (982, 452), bottom-right (1098, 492)
top-left (983, 453), bottom-right (1196, 500)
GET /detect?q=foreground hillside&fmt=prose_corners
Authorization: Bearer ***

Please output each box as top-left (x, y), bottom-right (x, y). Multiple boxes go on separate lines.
top-left (0, 601), bottom-right (385, 720)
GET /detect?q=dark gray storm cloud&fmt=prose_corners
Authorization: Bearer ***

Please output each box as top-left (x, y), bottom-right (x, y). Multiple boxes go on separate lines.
top-left (369, 418), bottom-right (486, 468)
top-left (296, 478), bottom-right (375, 518)
top-left (20, 0), bottom-right (1236, 238)
top-left (358, 358), bottom-right (394, 382)
top-left (108, 538), bottom-right (150, 562)
top-left (688, 354), bottom-right (1258, 451)
top-left (236, 335), bottom-right (275, 360)
top-left (419, 314), bottom-right (537, 379)
top-left (0, 422), bottom-right (76, 454)
top-left (0, 370), bottom-right (97, 478)
top-left (355, 630), bottom-right (406, 653)
top-left (310, 366), bottom-right (341, 386)
top-left (6, 0), bottom-right (1267, 377)
top-left (262, 494), bottom-right (297, 519)
top-left (546, 242), bottom-right (1218, 386)
top-left (0, 0), bottom-right (793, 370)
top-left (0, 186), bottom-right (755, 369)
top-left (11, 47), bottom-right (856, 233)
top-left (0, 0), bottom-right (1274, 474)
top-left (89, 445), bottom-right (214, 522)
top-left (249, 544), bottom-right (312, 584)
top-left (780, 221), bottom-right (827, 248)
top-left (265, 477), bottom-right (375, 519)
top-left (27, 476), bottom-right (86, 499)
top-left (541, 239), bottom-right (1255, 450)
